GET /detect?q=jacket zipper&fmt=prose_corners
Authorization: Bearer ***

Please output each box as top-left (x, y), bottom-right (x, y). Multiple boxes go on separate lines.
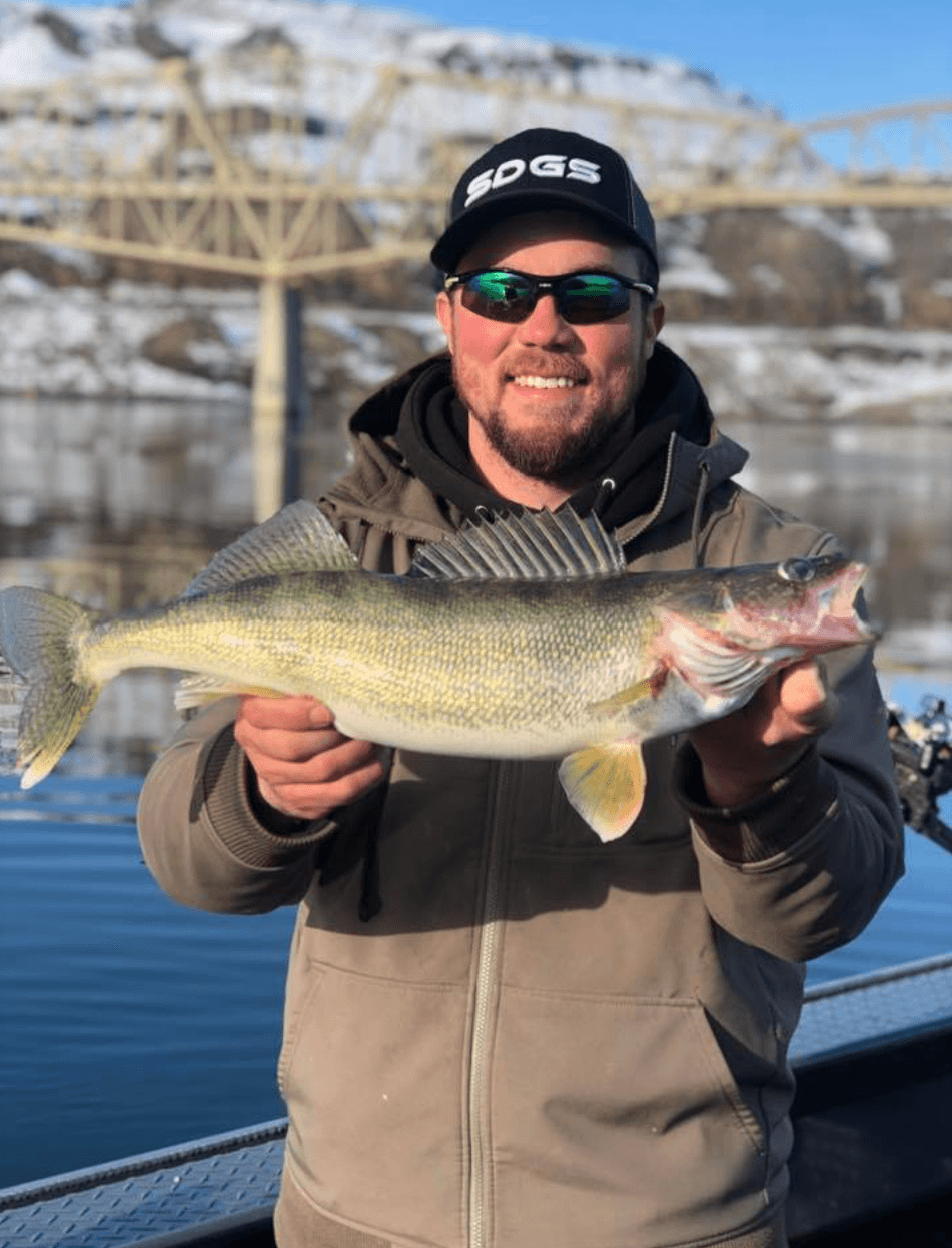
top-left (468, 763), bottom-right (509, 1248)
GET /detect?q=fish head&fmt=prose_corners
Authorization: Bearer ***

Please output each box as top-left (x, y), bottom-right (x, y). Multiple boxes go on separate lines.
top-left (716, 553), bottom-right (878, 654)
top-left (651, 555), bottom-right (878, 721)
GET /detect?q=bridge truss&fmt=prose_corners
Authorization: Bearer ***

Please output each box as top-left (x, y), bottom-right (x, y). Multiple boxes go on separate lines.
top-left (1, 52), bottom-right (949, 514)
top-left (0, 53), bottom-right (949, 278)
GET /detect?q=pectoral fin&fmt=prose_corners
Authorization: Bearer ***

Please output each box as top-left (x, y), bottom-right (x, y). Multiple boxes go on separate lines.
top-left (558, 741), bottom-right (647, 843)
top-left (587, 676), bottom-right (656, 717)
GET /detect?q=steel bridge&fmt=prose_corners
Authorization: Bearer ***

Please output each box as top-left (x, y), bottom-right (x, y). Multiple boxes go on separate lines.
top-left (1, 53), bottom-right (949, 515)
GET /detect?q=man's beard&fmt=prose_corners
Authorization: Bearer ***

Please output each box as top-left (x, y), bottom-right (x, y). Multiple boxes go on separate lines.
top-left (471, 404), bottom-right (619, 483)
top-left (452, 356), bottom-right (644, 486)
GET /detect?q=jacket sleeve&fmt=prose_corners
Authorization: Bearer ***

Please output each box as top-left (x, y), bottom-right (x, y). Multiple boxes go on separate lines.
top-left (137, 697), bottom-right (341, 915)
top-left (674, 644), bottom-right (905, 962)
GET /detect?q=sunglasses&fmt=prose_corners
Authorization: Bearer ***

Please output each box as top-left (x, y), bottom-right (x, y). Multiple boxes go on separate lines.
top-left (443, 267), bottom-right (657, 325)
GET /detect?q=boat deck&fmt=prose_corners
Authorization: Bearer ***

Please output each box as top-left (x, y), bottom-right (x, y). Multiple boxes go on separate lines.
top-left (2, 953), bottom-right (951, 1248)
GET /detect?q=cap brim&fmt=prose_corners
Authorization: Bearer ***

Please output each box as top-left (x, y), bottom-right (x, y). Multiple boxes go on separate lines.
top-left (430, 188), bottom-right (657, 273)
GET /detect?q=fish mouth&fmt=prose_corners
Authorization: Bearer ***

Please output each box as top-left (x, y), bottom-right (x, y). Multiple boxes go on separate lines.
top-left (726, 560), bottom-right (880, 649)
top-left (806, 562), bottom-right (880, 644)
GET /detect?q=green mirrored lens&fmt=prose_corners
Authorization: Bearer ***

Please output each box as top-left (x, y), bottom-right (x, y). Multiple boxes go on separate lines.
top-left (560, 274), bottom-right (630, 322)
top-left (462, 272), bottom-right (534, 321)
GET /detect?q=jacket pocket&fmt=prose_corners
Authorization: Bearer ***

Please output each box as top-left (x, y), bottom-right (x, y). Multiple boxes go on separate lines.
top-left (492, 988), bottom-right (774, 1248)
top-left (277, 959), bottom-right (325, 1100)
top-left (278, 959), bottom-right (468, 1247)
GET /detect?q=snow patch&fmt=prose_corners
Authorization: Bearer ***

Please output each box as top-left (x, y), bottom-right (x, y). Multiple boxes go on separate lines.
top-left (780, 205), bottom-right (894, 266)
top-left (869, 279), bottom-right (903, 323)
top-left (38, 244), bottom-right (105, 280)
top-left (0, 268), bottom-right (46, 299)
top-left (661, 323), bottom-right (952, 423)
top-left (750, 264), bottom-right (786, 293)
top-left (880, 625), bottom-right (952, 675)
top-left (661, 246), bottom-right (734, 296)
top-left (0, 19), bottom-right (82, 88)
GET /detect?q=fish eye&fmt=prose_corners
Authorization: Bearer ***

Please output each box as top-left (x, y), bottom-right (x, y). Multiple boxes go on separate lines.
top-left (778, 558), bottom-right (816, 583)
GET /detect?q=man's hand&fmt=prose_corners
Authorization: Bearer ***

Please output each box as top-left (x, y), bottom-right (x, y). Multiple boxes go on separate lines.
top-left (689, 659), bottom-right (837, 808)
top-left (234, 695), bottom-right (386, 822)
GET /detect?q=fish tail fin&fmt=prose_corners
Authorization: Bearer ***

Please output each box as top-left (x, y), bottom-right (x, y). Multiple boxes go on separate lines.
top-left (0, 587), bottom-right (102, 788)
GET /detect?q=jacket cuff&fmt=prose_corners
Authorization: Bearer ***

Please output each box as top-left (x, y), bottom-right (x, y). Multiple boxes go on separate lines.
top-left (673, 740), bottom-right (840, 864)
top-left (201, 723), bottom-right (337, 869)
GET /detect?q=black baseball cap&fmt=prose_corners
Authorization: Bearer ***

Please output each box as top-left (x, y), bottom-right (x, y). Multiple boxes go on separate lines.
top-left (430, 128), bottom-right (658, 277)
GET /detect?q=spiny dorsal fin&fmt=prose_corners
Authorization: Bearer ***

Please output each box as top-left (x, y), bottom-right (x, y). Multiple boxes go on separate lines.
top-left (410, 506), bottom-right (626, 581)
top-left (182, 501), bottom-right (357, 598)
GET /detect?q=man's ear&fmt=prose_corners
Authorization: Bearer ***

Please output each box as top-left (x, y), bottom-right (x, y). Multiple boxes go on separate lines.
top-left (435, 291), bottom-right (454, 354)
top-left (645, 300), bottom-right (665, 357)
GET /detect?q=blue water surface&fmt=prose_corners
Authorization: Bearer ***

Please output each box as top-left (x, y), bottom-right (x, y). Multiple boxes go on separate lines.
top-left (1, 676), bottom-right (950, 1188)
top-left (0, 775), bottom-right (294, 1188)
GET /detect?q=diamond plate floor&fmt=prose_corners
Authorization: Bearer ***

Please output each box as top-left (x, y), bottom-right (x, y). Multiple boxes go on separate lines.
top-left (791, 951), bottom-right (952, 1064)
top-left (0, 1123), bottom-right (285, 1248)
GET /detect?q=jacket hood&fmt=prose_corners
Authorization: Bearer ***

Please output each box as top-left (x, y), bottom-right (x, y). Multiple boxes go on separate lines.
top-left (321, 340), bottom-right (748, 554)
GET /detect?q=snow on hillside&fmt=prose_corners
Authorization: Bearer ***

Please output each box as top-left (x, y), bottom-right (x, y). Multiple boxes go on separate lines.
top-left (0, 0), bottom-right (762, 113)
top-left (0, 0), bottom-right (793, 198)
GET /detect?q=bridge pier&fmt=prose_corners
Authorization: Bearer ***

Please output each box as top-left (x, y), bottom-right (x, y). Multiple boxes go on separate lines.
top-left (251, 279), bottom-right (308, 522)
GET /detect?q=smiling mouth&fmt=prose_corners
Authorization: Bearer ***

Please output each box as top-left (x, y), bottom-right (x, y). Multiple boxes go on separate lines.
top-left (509, 375), bottom-right (581, 389)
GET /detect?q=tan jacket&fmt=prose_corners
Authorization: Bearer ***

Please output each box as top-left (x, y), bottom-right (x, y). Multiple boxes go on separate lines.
top-left (138, 355), bottom-right (903, 1248)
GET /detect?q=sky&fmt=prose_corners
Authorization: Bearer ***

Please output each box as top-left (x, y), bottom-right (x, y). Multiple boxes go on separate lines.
top-left (57, 0), bottom-right (951, 123)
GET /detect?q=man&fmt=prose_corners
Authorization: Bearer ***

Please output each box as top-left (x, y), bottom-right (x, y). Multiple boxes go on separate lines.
top-left (138, 129), bottom-right (903, 1248)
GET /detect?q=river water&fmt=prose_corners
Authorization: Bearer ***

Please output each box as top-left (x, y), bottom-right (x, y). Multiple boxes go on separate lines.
top-left (1, 396), bottom-right (951, 1188)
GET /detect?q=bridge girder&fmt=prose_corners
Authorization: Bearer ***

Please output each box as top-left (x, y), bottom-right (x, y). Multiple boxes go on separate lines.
top-left (0, 55), bottom-right (947, 281)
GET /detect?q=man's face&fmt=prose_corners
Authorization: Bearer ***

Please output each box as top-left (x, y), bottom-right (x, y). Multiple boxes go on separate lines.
top-left (435, 211), bottom-right (665, 485)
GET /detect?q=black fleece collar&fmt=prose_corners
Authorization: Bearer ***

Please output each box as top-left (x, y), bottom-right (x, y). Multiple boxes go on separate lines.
top-left (393, 341), bottom-right (713, 528)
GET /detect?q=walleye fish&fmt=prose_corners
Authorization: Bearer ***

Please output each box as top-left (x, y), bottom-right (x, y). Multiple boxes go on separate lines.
top-left (0, 501), bottom-right (875, 840)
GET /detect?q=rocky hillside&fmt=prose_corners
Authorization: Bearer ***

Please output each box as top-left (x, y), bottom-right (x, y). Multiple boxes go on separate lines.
top-left (0, 0), bottom-right (949, 425)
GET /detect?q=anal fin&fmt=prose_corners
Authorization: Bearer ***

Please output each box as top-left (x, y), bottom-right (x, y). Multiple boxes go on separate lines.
top-left (558, 741), bottom-right (647, 843)
top-left (173, 674), bottom-right (285, 711)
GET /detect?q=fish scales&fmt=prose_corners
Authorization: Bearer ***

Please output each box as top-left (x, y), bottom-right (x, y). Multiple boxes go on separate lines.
top-left (0, 501), bottom-right (876, 839)
top-left (83, 572), bottom-right (656, 758)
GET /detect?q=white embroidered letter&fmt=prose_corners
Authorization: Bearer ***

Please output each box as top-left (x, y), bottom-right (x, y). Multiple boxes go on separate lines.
top-left (529, 154), bottom-right (567, 178)
top-left (464, 168), bottom-right (495, 207)
top-left (567, 158), bottom-right (601, 185)
top-left (491, 158), bottom-right (526, 189)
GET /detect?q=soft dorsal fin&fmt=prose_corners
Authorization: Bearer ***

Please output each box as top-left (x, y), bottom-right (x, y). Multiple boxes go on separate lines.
top-left (182, 501), bottom-right (358, 597)
top-left (410, 506), bottom-right (626, 581)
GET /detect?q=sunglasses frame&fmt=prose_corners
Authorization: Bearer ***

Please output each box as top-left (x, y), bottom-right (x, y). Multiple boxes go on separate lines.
top-left (443, 267), bottom-right (657, 324)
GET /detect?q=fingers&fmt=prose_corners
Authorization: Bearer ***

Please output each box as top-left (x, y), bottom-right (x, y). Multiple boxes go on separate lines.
top-left (234, 695), bottom-right (341, 768)
top-left (250, 733), bottom-right (384, 790)
top-left (763, 661), bottom-right (838, 745)
top-left (239, 720), bottom-right (344, 765)
top-left (254, 747), bottom-right (387, 821)
top-left (234, 695), bottom-right (387, 822)
top-left (689, 661), bottom-right (836, 807)
top-left (238, 694), bottom-right (334, 731)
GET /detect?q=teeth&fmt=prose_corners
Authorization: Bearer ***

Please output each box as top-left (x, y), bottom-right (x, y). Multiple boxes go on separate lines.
top-left (512, 375), bottom-right (578, 389)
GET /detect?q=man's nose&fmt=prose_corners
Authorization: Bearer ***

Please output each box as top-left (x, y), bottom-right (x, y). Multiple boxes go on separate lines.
top-left (515, 294), bottom-right (577, 346)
